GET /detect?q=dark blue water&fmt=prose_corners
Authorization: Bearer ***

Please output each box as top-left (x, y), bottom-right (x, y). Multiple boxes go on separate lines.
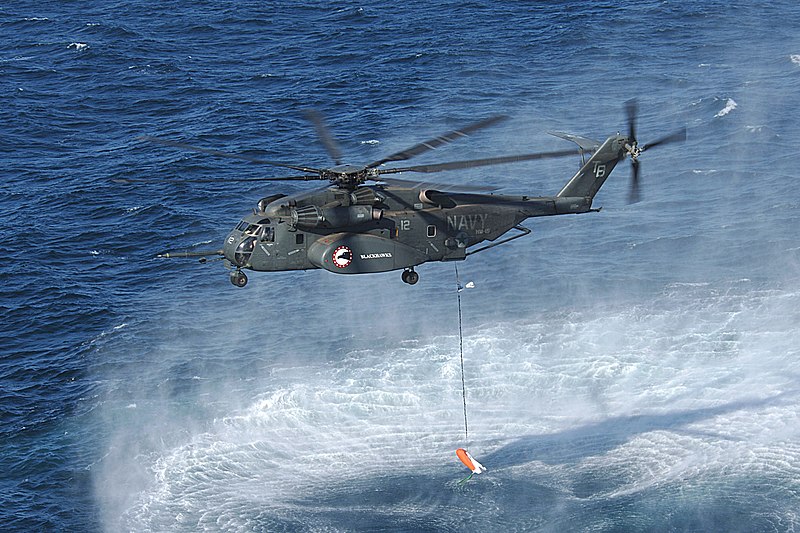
top-left (3, 1), bottom-right (800, 531)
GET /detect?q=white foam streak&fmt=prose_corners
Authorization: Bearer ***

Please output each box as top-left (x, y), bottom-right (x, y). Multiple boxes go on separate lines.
top-left (715, 98), bottom-right (737, 117)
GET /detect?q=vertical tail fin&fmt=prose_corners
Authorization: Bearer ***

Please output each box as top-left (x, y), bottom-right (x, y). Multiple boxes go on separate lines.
top-left (557, 134), bottom-right (628, 199)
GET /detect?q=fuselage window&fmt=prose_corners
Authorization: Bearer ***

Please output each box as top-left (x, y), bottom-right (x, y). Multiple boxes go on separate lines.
top-left (295, 233), bottom-right (304, 245)
top-left (427, 224), bottom-right (437, 238)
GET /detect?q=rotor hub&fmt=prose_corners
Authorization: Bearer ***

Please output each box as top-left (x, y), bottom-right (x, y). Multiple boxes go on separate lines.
top-left (323, 164), bottom-right (370, 188)
top-left (627, 142), bottom-right (642, 161)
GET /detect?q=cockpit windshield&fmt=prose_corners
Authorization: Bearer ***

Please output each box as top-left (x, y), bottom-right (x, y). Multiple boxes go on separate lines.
top-left (245, 224), bottom-right (262, 237)
top-left (236, 219), bottom-right (274, 242)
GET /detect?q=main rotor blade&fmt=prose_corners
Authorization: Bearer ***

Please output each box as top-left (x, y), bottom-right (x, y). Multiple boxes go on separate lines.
top-left (374, 176), bottom-right (499, 192)
top-left (140, 136), bottom-right (323, 174)
top-left (626, 98), bottom-right (638, 142)
top-left (642, 127), bottom-right (687, 151)
top-left (376, 149), bottom-right (584, 174)
top-left (113, 174), bottom-right (323, 184)
top-left (303, 109), bottom-right (344, 165)
top-left (367, 115), bottom-right (508, 168)
top-left (193, 174), bottom-right (325, 182)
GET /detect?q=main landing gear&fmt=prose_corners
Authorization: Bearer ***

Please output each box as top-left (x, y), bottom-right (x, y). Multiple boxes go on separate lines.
top-left (401, 268), bottom-right (419, 285)
top-left (230, 269), bottom-right (248, 287)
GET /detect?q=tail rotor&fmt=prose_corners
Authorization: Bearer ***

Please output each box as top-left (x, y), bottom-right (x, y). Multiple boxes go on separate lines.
top-left (623, 98), bottom-right (686, 203)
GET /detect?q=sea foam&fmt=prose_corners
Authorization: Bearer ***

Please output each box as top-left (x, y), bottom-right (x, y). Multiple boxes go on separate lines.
top-left (715, 98), bottom-right (737, 118)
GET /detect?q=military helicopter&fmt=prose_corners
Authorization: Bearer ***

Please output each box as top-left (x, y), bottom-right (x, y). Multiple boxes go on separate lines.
top-left (149, 100), bottom-right (685, 287)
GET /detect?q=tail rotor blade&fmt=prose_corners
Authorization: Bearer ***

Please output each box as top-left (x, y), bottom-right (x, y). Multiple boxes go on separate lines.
top-left (628, 159), bottom-right (641, 204)
top-left (626, 98), bottom-right (639, 142)
top-left (642, 127), bottom-right (687, 151)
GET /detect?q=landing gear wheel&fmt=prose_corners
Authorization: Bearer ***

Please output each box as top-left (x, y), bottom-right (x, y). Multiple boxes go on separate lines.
top-left (230, 270), bottom-right (248, 287)
top-left (401, 269), bottom-right (419, 285)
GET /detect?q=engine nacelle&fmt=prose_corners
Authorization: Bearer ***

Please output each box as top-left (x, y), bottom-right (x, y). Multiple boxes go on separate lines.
top-left (419, 189), bottom-right (456, 208)
top-left (256, 194), bottom-right (287, 214)
top-left (291, 205), bottom-right (324, 228)
top-left (350, 187), bottom-right (384, 205)
top-left (290, 205), bottom-right (383, 229)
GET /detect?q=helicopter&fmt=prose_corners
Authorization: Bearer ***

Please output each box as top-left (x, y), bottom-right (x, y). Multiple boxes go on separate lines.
top-left (149, 100), bottom-right (685, 287)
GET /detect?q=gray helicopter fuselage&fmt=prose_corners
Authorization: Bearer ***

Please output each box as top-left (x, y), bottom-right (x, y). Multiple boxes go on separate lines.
top-left (222, 182), bottom-right (595, 276)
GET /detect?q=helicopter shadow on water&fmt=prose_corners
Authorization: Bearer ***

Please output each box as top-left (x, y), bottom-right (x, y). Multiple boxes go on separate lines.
top-left (482, 392), bottom-right (795, 471)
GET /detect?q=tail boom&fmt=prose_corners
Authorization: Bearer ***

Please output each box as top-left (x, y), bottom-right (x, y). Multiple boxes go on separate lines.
top-left (557, 134), bottom-right (629, 200)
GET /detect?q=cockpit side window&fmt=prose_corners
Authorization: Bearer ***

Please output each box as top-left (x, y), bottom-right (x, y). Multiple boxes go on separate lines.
top-left (262, 226), bottom-right (275, 242)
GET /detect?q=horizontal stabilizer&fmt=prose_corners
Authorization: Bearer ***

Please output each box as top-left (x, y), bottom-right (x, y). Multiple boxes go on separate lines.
top-left (548, 131), bottom-right (601, 152)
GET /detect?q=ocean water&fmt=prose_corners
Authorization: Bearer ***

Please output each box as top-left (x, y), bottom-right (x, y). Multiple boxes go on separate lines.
top-left (2, 1), bottom-right (800, 531)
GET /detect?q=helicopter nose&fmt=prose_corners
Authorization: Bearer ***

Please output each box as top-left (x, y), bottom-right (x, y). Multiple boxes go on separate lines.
top-left (224, 231), bottom-right (258, 267)
top-left (223, 232), bottom-right (239, 264)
